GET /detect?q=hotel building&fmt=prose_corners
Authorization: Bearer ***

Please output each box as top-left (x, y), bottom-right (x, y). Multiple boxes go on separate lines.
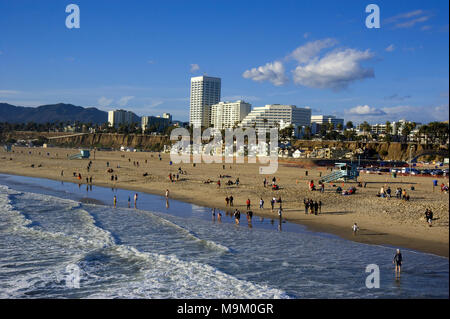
top-left (210, 100), bottom-right (251, 129)
top-left (189, 76), bottom-right (221, 128)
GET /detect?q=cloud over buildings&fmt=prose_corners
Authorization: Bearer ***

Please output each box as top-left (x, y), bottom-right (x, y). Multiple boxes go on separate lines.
top-left (243, 39), bottom-right (375, 91)
top-left (190, 64), bottom-right (200, 73)
top-left (242, 60), bottom-right (288, 86)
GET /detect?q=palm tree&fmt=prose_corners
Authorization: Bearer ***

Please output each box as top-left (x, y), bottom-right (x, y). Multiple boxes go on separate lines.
top-left (346, 121), bottom-right (354, 130)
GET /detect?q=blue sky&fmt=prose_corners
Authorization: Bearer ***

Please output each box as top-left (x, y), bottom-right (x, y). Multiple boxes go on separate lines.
top-left (0, 0), bottom-right (448, 124)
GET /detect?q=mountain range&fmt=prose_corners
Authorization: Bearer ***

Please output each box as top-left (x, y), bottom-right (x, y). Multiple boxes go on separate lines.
top-left (0, 103), bottom-right (139, 124)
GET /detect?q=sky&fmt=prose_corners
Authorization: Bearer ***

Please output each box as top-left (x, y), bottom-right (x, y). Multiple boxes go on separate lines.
top-left (0, 0), bottom-right (448, 124)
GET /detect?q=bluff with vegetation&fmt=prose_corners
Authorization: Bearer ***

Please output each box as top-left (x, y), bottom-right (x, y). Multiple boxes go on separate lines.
top-left (291, 140), bottom-right (448, 161)
top-left (1, 131), bottom-right (447, 161)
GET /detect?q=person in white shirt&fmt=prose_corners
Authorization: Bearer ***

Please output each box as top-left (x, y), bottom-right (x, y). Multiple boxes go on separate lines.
top-left (352, 223), bottom-right (359, 235)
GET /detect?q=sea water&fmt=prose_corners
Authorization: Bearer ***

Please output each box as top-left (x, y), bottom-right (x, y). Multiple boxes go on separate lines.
top-left (0, 174), bottom-right (448, 298)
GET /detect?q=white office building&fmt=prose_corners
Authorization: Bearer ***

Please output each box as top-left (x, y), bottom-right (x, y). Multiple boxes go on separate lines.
top-left (189, 76), bottom-right (221, 128)
top-left (210, 100), bottom-right (251, 129)
top-left (239, 104), bottom-right (311, 131)
top-left (108, 109), bottom-right (135, 128)
top-left (311, 115), bottom-right (344, 129)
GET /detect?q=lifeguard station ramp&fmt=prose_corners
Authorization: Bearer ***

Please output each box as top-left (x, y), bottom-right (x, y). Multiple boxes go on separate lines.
top-left (69, 150), bottom-right (90, 160)
top-left (320, 163), bottom-right (359, 183)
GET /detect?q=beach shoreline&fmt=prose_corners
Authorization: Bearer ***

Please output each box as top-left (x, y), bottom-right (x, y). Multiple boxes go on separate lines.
top-left (1, 146), bottom-right (448, 257)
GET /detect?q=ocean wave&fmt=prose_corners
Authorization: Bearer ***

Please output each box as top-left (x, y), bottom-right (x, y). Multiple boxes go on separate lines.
top-left (0, 184), bottom-right (288, 298)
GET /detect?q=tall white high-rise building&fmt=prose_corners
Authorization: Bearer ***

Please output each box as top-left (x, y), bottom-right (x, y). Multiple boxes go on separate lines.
top-left (210, 100), bottom-right (251, 129)
top-left (108, 109), bottom-right (135, 128)
top-left (189, 76), bottom-right (221, 127)
top-left (240, 104), bottom-right (311, 130)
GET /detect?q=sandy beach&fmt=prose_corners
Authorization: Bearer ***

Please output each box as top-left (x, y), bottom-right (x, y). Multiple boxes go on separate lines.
top-left (1, 146), bottom-right (448, 257)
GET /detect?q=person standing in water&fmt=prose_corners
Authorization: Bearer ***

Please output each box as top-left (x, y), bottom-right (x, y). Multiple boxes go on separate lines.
top-left (352, 223), bottom-right (359, 235)
top-left (128, 196), bottom-right (131, 208)
top-left (393, 249), bottom-right (403, 276)
top-left (134, 193), bottom-right (138, 208)
top-left (165, 189), bottom-right (170, 199)
top-left (113, 195), bottom-right (117, 208)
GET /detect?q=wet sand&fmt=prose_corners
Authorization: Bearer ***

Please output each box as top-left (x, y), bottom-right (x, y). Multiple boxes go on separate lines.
top-left (1, 146), bottom-right (448, 257)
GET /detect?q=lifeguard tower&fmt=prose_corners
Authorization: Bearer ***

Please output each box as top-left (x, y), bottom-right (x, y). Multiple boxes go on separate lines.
top-left (69, 149), bottom-right (90, 160)
top-left (319, 163), bottom-right (359, 183)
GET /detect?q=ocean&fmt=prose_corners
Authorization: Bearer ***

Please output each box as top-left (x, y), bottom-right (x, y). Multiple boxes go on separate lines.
top-left (0, 174), bottom-right (448, 298)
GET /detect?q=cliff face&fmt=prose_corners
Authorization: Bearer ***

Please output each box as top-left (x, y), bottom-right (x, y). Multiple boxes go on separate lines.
top-left (49, 133), bottom-right (170, 150)
top-left (291, 140), bottom-right (447, 161)
top-left (1, 131), bottom-right (447, 161)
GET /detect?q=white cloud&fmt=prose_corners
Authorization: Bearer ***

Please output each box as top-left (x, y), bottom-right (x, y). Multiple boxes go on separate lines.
top-left (222, 95), bottom-right (261, 102)
top-left (98, 96), bottom-right (113, 107)
top-left (384, 10), bottom-right (432, 29)
top-left (190, 64), bottom-right (200, 73)
top-left (292, 49), bottom-right (374, 90)
top-left (344, 103), bottom-right (449, 124)
top-left (289, 38), bottom-right (338, 64)
top-left (117, 96), bottom-right (135, 107)
top-left (242, 60), bottom-right (288, 86)
top-left (385, 44), bottom-right (395, 52)
top-left (0, 90), bottom-right (20, 95)
top-left (243, 39), bottom-right (374, 90)
top-left (347, 105), bottom-right (386, 116)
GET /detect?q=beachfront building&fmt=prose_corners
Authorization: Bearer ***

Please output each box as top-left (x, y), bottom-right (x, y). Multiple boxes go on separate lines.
top-left (108, 109), bottom-right (136, 128)
top-left (210, 100), bottom-right (251, 129)
top-left (189, 76), bottom-right (221, 128)
top-left (239, 104), bottom-right (311, 133)
top-left (141, 115), bottom-right (171, 133)
top-left (162, 113), bottom-right (172, 123)
top-left (311, 115), bottom-right (344, 130)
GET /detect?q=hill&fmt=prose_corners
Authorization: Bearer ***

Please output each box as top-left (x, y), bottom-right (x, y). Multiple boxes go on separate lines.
top-left (0, 103), bottom-right (109, 124)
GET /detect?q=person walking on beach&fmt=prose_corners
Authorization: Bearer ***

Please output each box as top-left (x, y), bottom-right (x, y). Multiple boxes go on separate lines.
top-left (259, 198), bottom-right (264, 209)
top-left (393, 249), bottom-right (403, 276)
top-left (314, 201), bottom-right (319, 215)
top-left (229, 195), bottom-right (234, 207)
top-left (318, 201), bottom-right (322, 214)
top-left (134, 193), bottom-right (138, 208)
top-left (352, 223), bottom-right (359, 235)
top-left (304, 199), bottom-right (309, 214)
top-left (270, 197), bottom-right (275, 211)
top-left (425, 209), bottom-right (433, 227)
top-left (263, 178), bottom-right (267, 188)
top-left (165, 189), bottom-right (170, 199)
top-left (246, 198), bottom-right (251, 210)
top-left (225, 196), bottom-right (229, 206)
top-left (113, 195), bottom-right (117, 208)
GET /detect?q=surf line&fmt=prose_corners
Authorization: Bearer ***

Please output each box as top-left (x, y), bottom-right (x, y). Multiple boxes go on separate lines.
top-left (177, 303), bottom-right (211, 317)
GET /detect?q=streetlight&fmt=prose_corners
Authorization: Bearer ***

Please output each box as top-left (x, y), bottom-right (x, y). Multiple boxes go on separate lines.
top-left (409, 145), bottom-right (413, 174)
